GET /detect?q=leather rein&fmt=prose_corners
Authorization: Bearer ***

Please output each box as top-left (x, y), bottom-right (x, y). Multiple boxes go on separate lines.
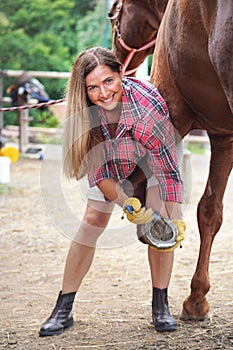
top-left (108, 1), bottom-right (156, 76)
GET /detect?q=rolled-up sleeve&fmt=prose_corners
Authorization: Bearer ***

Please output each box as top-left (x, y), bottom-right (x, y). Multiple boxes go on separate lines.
top-left (88, 163), bottom-right (110, 187)
top-left (134, 117), bottom-right (183, 203)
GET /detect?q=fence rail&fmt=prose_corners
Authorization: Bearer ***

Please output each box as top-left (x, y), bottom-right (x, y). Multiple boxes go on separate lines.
top-left (0, 69), bottom-right (71, 79)
top-left (0, 69), bottom-right (70, 124)
top-left (0, 69), bottom-right (71, 151)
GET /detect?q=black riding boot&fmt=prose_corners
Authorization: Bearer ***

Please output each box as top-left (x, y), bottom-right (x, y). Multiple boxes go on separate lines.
top-left (152, 287), bottom-right (177, 332)
top-left (39, 291), bottom-right (76, 336)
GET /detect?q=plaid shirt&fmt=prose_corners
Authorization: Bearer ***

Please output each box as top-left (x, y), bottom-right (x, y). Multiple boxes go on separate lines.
top-left (88, 77), bottom-right (183, 203)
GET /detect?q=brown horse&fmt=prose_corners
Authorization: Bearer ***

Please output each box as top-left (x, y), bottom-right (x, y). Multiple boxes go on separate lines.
top-left (109, 0), bottom-right (233, 320)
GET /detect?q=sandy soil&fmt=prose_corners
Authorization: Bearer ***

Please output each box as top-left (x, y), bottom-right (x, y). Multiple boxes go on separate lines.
top-left (0, 151), bottom-right (233, 349)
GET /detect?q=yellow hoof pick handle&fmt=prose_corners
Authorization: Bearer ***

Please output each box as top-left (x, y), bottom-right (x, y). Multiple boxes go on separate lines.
top-left (150, 219), bottom-right (186, 252)
top-left (122, 197), bottom-right (153, 224)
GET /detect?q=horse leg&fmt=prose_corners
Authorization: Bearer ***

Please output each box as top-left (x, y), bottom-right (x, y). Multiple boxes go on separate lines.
top-left (181, 133), bottom-right (233, 320)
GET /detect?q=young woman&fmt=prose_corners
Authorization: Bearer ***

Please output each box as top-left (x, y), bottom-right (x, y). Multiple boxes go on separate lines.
top-left (39, 47), bottom-right (185, 336)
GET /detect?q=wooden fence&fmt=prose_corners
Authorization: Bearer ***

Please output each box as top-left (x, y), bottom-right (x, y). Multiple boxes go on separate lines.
top-left (0, 69), bottom-right (70, 152)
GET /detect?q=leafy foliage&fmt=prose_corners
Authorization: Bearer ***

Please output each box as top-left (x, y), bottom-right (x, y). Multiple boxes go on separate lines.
top-left (77, 1), bottom-right (112, 52)
top-left (0, 0), bottom-right (111, 101)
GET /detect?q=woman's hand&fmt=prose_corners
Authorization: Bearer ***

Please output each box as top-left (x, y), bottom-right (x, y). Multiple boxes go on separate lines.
top-left (150, 219), bottom-right (186, 252)
top-left (122, 197), bottom-right (153, 224)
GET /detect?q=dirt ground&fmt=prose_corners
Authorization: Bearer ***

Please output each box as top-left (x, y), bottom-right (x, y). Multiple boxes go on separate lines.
top-left (0, 150), bottom-right (233, 350)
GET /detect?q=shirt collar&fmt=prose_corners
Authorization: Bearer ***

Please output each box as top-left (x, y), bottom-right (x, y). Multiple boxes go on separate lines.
top-left (121, 83), bottom-right (135, 130)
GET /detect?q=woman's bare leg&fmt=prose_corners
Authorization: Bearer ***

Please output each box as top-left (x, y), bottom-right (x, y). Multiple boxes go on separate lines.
top-left (62, 199), bottom-right (114, 293)
top-left (39, 199), bottom-right (114, 336)
top-left (146, 186), bottom-right (175, 288)
top-left (146, 185), bottom-right (179, 331)
top-left (148, 248), bottom-right (174, 289)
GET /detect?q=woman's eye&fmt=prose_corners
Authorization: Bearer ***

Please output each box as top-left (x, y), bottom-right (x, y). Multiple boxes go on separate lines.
top-left (87, 86), bottom-right (97, 92)
top-left (105, 78), bottom-right (113, 85)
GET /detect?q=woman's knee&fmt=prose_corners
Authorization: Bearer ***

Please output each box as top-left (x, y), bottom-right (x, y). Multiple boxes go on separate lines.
top-left (83, 200), bottom-right (113, 228)
top-left (84, 208), bottom-right (110, 228)
top-left (73, 204), bottom-right (111, 246)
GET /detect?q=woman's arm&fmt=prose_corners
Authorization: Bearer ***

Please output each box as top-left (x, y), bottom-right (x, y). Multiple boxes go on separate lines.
top-left (97, 178), bottom-right (128, 206)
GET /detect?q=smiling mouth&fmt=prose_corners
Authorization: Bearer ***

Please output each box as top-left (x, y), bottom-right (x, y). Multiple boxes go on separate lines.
top-left (102, 95), bottom-right (114, 104)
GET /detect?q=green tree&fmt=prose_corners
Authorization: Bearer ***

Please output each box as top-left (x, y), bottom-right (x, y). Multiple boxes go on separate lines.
top-left (77, 1), bottom-right (112, 53)
top-left (0, 0), bottom-right (99, 98)
top-left (0, 0), bottom-right (112, 127)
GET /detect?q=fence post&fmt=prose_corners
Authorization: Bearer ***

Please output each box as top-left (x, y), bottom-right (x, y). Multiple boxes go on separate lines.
top-left (18, 109), bottom-right (29, 153)
top-left (0, 70), bottom-right (3, 135)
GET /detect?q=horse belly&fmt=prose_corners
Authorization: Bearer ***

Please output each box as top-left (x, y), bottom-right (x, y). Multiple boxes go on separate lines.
top-left (152, 0), bottom-right (233, 135)
top-left (208, 0), bottom-right (233, 116)
top-left (175, 56), bottom-right (233, 133)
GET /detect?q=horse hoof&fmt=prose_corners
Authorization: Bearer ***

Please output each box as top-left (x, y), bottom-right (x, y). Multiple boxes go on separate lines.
top-left (180, 309), bottom-right (211, 321)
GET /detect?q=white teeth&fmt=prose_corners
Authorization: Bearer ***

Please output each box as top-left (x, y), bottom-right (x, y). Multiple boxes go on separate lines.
top-left (103, 97), bottom-right (113, 103)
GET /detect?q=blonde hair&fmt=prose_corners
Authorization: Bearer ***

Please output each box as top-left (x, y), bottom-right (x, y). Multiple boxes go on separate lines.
top-left (62, 47), bottom-right (121, 179)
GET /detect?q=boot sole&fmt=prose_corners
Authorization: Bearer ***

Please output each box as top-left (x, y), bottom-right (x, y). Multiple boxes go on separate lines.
top-left (155, 324), bottom-right (177, 332)
top-left (39, 318), bottom-right (74, 337)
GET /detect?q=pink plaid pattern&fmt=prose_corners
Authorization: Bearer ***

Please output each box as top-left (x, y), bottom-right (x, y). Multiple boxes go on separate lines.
top-left (88, 78), bottom-right (183, 203)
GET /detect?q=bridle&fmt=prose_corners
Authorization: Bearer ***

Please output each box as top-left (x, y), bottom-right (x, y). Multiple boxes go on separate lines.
top-left (108, 1), bottom-right (156, 76)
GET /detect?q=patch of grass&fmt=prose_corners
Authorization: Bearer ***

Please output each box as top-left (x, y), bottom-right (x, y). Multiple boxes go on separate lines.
top-left (38, 134), bottom-right (62, 145)
top-left (187, 143), bottom-right (207, 155)
top-left (0, 184), bottom-right (15, 195)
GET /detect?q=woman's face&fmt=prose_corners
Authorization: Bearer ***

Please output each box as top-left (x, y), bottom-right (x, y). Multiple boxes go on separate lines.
top-left (85, 65), bottom-right (122, 111)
